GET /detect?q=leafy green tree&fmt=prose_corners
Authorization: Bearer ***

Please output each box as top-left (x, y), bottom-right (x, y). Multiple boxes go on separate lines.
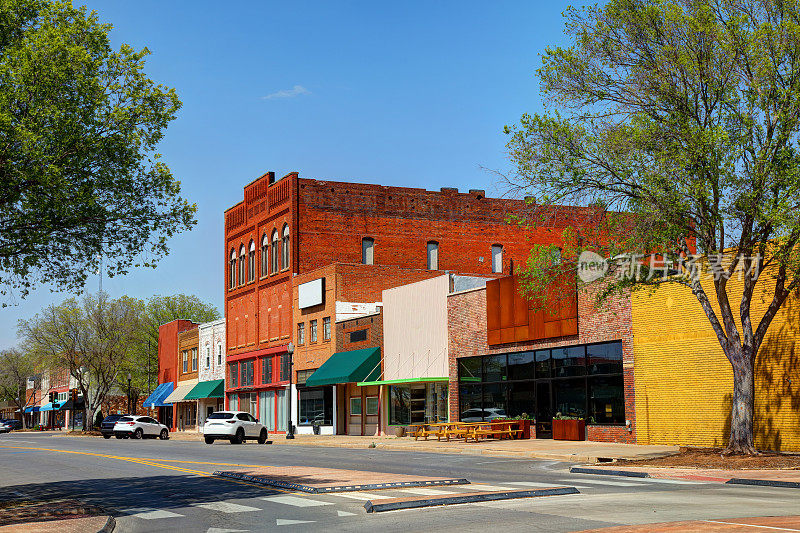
top-left (0, 347), bottom-right (42, 427)
top-left (19, 292), bottom-right (142, 429)
top-left (123, 294), bottom-right (220, 402)
top-left (504, 0), bottom-right (800, 454)
top-left (0, 0), bottom-right (195, 300)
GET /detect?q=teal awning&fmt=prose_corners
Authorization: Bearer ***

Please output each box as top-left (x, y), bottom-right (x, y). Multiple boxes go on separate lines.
top-left (39, 402), bottom-right (59, 411)
top-left (184, 379), bottom-right (225, 400)
top-left (305, 347), bottom-right (381, 387)
top-left (358, 377), bottom-right (449, 386)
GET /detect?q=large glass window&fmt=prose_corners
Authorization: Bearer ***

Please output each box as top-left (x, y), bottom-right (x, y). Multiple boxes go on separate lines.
top-left (483, 383), bottom-right (508, 420)
top-left (299, 387), bottom-right (332, 425)
top-left (552, 346), bottom-right (586, 377)
top-left (589, 376), bottom-right (625, 424)
top-left (459, 384), bottom-right (482, 421)
top-left (241, 360), bottom-right (254, 386)
top-left (229, 362), bottom-right (238, 388)
top-left (587, 342), bottom-right (623, 375)
top-left (508, 381), bottom-right (535, 418)
top-left (458, 357), bottom-right (481, 382)
top-left (553, 378), bottom-right (587, 418)
top-left (483, 354), bottom-right (507, 382)
top-left (389, 386), bottom-right (410, 425)
top-left (261, 356), bottom-right (272, 384)
top-left (535, 349), bottom-right (551, 378)
top-left (508, 351), bottom-right (535, 381)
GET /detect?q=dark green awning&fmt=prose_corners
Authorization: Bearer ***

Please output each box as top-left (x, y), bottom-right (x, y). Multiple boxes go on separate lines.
top-left (183, 379), bottom-right (225, 400)
top-left (305, 347), bottom-right (381, 387)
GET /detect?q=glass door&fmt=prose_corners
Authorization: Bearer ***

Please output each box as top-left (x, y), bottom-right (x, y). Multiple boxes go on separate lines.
top-left (535, 381), bottom-right (553, 438)
top-left (276, 389), bottom-right (287, 432)
top-left (259, 391), bottom-right (276, 431)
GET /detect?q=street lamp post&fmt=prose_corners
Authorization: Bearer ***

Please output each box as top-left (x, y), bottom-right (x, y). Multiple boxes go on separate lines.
top-left (286, 342), bottom-right (295, 439)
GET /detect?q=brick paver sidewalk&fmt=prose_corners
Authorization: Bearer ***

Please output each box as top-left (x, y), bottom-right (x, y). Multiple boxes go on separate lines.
top-left (576, 515), bottom-right (800, 532)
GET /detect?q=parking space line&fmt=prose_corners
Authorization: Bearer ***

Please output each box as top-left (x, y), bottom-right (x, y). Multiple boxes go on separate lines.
top-left (262, 495), bottom-right (335, 507)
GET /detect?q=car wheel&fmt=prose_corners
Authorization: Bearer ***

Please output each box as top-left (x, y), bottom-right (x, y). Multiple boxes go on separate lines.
top-left (257, 429), bottom-right (267, 444)
top-left (103, 434), bottom-right (111, 439)
top-left (133, 428), bottom-right (143, 440)
top-left (204, 437), bottom-right (215, 444)
top-left (231, 428), bottom-right (244, 444)
top-left (159, 429), bottom-right (168, 440)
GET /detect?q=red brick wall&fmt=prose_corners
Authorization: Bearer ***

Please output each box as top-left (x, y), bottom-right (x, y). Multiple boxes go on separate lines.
top-left (337, 312), bottom-right (383, 353)
top-left (158, 320), bottom-right (197, 385)
top-left (447, 282), bottom-right (636, 443)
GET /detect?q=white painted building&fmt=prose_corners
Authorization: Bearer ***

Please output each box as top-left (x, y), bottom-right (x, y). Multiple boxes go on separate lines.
top-left (194, 318), bottom-right (226, 425)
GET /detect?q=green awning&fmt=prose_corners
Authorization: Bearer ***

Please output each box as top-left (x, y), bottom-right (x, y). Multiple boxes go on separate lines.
top-left (183, 379), bottom-right (225, 400)
top-left (357, 377), bottom-right (449, 386)
top-left (305, 347), bottom-right (381, 387)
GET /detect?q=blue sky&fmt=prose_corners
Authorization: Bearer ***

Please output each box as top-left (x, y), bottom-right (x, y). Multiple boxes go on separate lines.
top-left (0, 1), bottom-right (592, 349)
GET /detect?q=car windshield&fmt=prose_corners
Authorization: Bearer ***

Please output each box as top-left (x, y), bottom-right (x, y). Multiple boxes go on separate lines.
top-left (117, 416), bottom-right (133, 422)
top-left (207, 413), bottom-right (234, 420)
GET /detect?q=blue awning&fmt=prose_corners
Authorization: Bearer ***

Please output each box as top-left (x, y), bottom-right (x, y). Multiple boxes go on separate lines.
top-left (143, 382), bottom-right (174, 408)
top-left (24, 406), bottom-right (40, 413)
top-left (39, 402), bottom-right (57, 412)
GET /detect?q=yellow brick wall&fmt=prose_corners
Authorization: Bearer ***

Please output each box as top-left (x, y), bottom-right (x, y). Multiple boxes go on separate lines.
top-left (632, 269), bottom-right (800, 451)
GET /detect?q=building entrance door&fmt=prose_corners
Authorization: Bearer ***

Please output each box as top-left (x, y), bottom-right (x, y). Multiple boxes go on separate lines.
top-left (535, 381), bottom-right (552, 438)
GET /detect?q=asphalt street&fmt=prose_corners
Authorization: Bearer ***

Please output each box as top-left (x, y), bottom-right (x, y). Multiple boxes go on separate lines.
top-left (1, 431), bottom-right (799, 532)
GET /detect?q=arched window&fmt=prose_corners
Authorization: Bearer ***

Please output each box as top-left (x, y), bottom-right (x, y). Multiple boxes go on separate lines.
top-left (281, 224), bottom-right (290, 271)
top-left (491, 244), bottom-right (503, 274)
top-left (271, 229), bottom-right (279, 273)
top-left (229, 249), bottom-right (236, 289)
top-left (238, 245), bottom-right (246, 285)
top-left (247, 240), bottom-right (255, 282)
top-left (427, 241), bottom-right (439, 270)
top-left (362, 237), bottom-right (374, 265)
top-left (261, 234), bottom-right (269, 277)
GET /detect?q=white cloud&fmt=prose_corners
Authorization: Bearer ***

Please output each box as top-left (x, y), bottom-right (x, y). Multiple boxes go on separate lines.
top-left (261, 85), bottom-right (311, 100)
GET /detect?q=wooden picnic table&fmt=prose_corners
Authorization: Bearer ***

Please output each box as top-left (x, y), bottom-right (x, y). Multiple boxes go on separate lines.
top-left (409, 420), bottom-right (524, 442)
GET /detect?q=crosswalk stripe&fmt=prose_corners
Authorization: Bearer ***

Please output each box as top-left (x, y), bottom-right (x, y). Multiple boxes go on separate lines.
top-left (276, 519), bottom-right (315, 526)
top-left (329, 491), bottom-right (385, 500)
top-left (194, 501), bottom-right (261, 513)
top-left (459, 484), bottom-right (522, 492)
top-left (261, 495), bottom-right (334, 507)
top-left (399, 488), bottom-right (458, 496)
top-left (636, 477), bottom-right (702, 485)
top-left (560, 478), bottom-right (643, 487)
top-left (507, 481), bottom-right (590, 489)
top-left (128, 508), bottom-right (184, 519)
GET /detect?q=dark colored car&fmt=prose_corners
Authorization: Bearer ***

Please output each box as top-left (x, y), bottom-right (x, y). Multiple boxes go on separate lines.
top-left (100, 414), bottom-right (128, 439)
top-left (0, 419), bottom-right (22, 431)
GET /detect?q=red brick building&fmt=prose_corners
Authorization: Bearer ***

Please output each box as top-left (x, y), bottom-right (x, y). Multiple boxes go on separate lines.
top-left (224, 171), bottom-right (595, 433)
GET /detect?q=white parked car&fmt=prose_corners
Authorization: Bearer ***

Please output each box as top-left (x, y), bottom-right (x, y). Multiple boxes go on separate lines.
top-left (113, 415), bottom-right (169, 440)
top-left (460, 407), bottom-right (507, 422)
top-left (202, 411), bottom-right (268, 445)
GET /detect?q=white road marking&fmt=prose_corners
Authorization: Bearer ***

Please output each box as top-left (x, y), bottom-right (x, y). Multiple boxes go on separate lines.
top-left (636, 477), bottom-right (703, 485)
top-left (276, 519), bottom-right (315, 526)
top-left (207, 529), bottom-right (248, 533)
top-left (399, 488), bottom-right (458, 496)
top-left (262, 495), bottom-right (334, 507)
top-left (337, 510), bottom-right (356, 517)
top-left (459, 484), bottom-right (523, 492)
top-left (128, 508), bottom-right (184, 519)
top-left (194, 501), bottom-right (260, 513)
top-left (507, 481), bottom-right (590, 489)
top-left (703, 520), bottom-right (800, 531)
top-left (559, 478), bottom-right (643, 487)
top-left (329, 491), bottom-right (386, 500)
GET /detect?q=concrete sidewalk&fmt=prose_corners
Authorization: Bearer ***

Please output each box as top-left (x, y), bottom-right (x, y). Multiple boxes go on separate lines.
top-left (268, 434), bottom-right (678, 462)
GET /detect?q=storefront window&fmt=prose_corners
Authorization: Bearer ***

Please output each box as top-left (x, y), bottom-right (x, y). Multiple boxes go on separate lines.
top-left (389, 386), bottom-right (410, 425)
top-left (261, 356), bottom-right (272, 384)
top-left (366, 396), bottom-right (379, 416)
top-left (483, 354), bottom-right (507, 382)
top-left (552, 346), bottom-right (586, 377)
top-left (553, 378), bottom-right (587, 418)
top-left (241, 360), bottom-right (254, 386)
top-left (350, 397), bottom-right (362, 415)
top-left (587, 342), bottom-right (623, 375)
top-left (589, 376), bottom-right (625, 424)
top-left (229, 362), bottom-right (238, 388)
top-left (458, 357), bottom-right (481, 382)
top-left (508, 351), bottom-right (535, 381)
top-left (299, 387), bottom-right (332, 425)
top-left (535, 349), bottom-right (551, 378)
top-left (483, 383), bottom-right (507, 420)
top-left (508, 381), bottom-right (535, 418)
top-left (459, 383), bottom-right (482, 421)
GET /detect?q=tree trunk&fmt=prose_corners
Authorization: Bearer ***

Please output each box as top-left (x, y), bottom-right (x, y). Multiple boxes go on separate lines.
top-left (726, 353), bottom-right (756, 455)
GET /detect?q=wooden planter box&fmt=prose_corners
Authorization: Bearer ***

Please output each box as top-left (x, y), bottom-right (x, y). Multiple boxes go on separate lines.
top-left (552, 418), bottom-right (585, 441)
top-left (493, 419), bottom-right (533, 439)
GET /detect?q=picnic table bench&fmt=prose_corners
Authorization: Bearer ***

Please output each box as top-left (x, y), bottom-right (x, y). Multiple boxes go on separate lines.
top-left (409, 420), bottom-right (524, 442)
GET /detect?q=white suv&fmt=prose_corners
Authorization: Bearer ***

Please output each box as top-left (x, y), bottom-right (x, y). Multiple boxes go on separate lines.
top-left (113, 415), bottom-right (169, 440)
top-left (202, 411), bottom-right (268, 445)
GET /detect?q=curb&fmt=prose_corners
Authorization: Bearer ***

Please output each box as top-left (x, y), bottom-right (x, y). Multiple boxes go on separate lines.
top-left (363, 487), bottom-right (580, 513)
top-left (569, 466), bottom-right (650, 478)
top-left (726, 478), bottom-right (800, 489)
top-left (212, 471), bottom-right (469, 493)
top-left (98, 515), bottom-right (116, 533)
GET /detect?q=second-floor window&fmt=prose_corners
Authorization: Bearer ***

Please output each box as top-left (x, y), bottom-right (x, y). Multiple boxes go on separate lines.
top-left (298, 323), bottom-right (305, 345)
top-left (206, 347), bottom-right (210, 369)
top-left (282, 224), bottom-right (290, 270)
top-left (229, 362), bottom-right (238, 387)
top-left (280, 352), bottom-right (289, 381)
top-left (261, 233), bottom-right (269, 277)
top-left (248, 240), bottom-right (256, 282)
top-left (229, 249), bottom-right (236, 289)
top-left (238, 245), bottom-right (246, 285)
top-left (362, 237), bottom-right (374, 265)
top-left (182, 351), bottom-right (188, 373)
top-left (427, 241), bottom-right (439, 270)
top-left (271, 229), bottom-right (279, 273)
top-left (323, 317), bottom-right (331, 341)
top-left (492, 244), bottom-right (503, 274)
top-left (191, 348), bottom-right (198, 371)
top-left (310, 319), bottom-right (318, 343)
top-left (241, 360), bottom-right (254, 386)
top-left (217, 344), bottom-right (222, 365)
top-left (262, 356), bottom-right (272, 384)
